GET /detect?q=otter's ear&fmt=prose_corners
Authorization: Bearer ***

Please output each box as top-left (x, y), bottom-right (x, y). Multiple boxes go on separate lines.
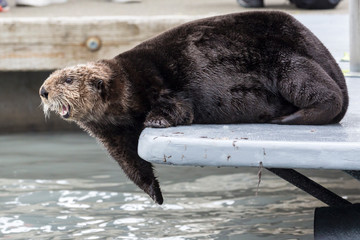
top-left (95, 79), bottom-right (103, 91)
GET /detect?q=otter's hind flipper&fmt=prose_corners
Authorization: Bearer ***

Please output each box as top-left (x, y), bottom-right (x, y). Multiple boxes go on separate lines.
top-left (273, 57), bottom-right (344, 125)
top-left (99, 128), bottom-right (163, 204)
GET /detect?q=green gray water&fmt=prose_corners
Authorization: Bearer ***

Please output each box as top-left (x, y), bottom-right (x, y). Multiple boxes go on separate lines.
top-left (0, 133), bottom-right (359, 239)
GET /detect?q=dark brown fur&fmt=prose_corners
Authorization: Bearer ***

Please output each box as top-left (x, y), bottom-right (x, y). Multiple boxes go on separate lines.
top-left (39, 11), bottom-right (348, 204)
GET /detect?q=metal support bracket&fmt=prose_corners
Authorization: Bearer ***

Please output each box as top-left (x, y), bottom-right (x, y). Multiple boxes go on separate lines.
top-left (344, 170), bottom-right (360, 182)
top-left (267, 168), bottom-right (352, 207)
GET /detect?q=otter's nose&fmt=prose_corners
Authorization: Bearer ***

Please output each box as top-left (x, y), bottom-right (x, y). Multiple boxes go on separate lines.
top-left (40, 87), bottom-right (49, 99)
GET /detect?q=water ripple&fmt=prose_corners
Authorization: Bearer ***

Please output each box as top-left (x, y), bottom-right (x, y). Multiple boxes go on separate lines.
top-left (1, 134), bottom-right (359, 239)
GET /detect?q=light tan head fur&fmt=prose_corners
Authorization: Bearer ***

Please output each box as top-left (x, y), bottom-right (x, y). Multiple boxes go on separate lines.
top-left (39, 61), bottom-right (113, 123)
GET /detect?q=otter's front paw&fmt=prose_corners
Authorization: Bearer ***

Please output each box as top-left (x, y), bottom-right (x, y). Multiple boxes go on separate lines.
top-left (144, 116), bottom-right (171, 128)
top-left (146, 179), bottom-right (164, 205)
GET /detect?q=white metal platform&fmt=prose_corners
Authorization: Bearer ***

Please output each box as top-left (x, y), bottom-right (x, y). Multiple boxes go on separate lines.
top-left (138, 78), bottom-right (360, 171)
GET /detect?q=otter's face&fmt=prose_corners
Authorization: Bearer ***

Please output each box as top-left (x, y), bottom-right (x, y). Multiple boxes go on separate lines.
top-left (39, 62), bottom-right (111, 122)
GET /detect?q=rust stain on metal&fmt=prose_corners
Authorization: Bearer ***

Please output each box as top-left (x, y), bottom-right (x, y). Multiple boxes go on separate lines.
top-left (85, 36), bottom-right (102, 52)
top-left (256, 161), bottom-right (263, 196)
top-left (232, 140), bottom-right (239, 150)
top-left (163, 154), bottom-right (172, 163)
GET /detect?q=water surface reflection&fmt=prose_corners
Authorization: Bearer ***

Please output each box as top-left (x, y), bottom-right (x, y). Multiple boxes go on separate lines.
top-left (0, 133), bottom-right (359, 239)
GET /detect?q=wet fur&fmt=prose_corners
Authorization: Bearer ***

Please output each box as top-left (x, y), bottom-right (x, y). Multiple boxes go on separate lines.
top-left (40, 11), bottom-right (348, 204)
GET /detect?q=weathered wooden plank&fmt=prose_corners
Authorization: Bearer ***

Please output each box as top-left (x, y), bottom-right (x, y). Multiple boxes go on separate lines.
top-left (0, 16), bottom-right (199, 71)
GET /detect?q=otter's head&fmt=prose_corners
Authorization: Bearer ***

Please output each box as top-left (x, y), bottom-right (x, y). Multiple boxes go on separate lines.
top-left (39, 62), bottom-right (112, 123)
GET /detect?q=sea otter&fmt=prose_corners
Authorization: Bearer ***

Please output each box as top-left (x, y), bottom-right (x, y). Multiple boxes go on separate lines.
top-left (39, 11), bottom-right (348, 205)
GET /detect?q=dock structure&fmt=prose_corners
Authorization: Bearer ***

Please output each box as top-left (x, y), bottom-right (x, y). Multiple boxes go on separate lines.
top-left (0, 0), bottom-right (349, 71)
top-left (350, 0), bottom-right (360, 73)
top-left (0, 0), bottom-right (352, 132)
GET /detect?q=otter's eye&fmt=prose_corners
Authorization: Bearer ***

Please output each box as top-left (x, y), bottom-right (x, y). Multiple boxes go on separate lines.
top-left (65, 78), bottom-right (73, 84)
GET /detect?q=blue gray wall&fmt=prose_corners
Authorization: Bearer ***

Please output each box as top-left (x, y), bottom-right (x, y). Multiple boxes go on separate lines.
top-left (0, 71), bottom-right (78, 132)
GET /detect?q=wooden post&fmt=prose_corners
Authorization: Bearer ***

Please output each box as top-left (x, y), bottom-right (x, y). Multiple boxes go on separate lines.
top-left (350, 0), bottom-right (360, 73)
